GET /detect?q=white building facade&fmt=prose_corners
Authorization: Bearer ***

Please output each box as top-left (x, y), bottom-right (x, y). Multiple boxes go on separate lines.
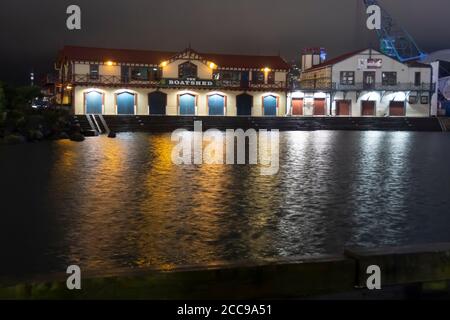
top-left (288, 49), bottom-right (434, 117)
top-left (56, 46), bottom-right (289, 117)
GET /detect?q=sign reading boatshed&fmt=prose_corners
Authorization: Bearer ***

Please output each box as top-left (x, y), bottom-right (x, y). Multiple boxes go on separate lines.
top-left (163, 78), bottom-right (215, 88)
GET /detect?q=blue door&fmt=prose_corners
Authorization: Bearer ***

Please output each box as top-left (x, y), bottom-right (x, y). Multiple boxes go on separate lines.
top-left (179, 94), bottom-right (195, 115)
top-left (208, 94), bottom-right (225, 116)
top-left (263, 95), bottom-right (277, 116)
top-left (236, 94), bottom-right (252, 116)
top-left (85, 91), bottom-right (103, 114)
top-left (117, 92), bottom-right (135, 115)
top-left (149, 91), bottom-right (167, 115)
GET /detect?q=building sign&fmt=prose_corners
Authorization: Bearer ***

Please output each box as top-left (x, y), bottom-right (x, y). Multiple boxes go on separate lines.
top-left (162, 78), bottom-right (215, 87)
top-left (358, 58), bottom-right (383, 70)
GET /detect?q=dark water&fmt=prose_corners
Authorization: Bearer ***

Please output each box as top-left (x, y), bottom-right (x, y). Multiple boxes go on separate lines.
top-left (1, 131), bottom-right (450, 278)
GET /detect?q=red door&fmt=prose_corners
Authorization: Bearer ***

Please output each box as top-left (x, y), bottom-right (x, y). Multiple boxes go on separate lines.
top-left (336, 100), bottom-right (351, 116)
top-left (292, 98), bottom-right (304, 116)
top-left (313, 98), bottom-right (326, 115)
top-left (389, 101), bottom-right (405, 116)
top-left (361, 101), bottom-right (376, 116)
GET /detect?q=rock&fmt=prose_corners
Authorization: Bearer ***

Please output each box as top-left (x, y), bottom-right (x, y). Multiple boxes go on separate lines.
top-left (58, 132), bottom-right (70, 140)
top-left (3, 134), bottom-right (26, 145)
top-left (27, 129), bottom-right (44, 141)
top-left (82, 130), bottom-right (98, 137)
top-left (108, 131), bottom-right (117, 138)
top-left (70, 132), bottom-right (85, 142)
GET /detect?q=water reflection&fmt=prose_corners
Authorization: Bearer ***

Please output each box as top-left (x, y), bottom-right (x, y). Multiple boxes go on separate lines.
top-left (1, 131), bottom-right (450, 277)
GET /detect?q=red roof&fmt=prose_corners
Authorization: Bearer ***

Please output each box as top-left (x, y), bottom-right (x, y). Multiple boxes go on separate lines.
top-left (58, 46), bottom-right (290, 70)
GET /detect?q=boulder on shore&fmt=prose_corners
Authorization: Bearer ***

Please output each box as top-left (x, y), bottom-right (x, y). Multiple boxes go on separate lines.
top-left (70, 132), bottom-right (85, 142)
top-left (108, 131), bottom-right (117, 138)
top-left (3, 134), bottom-right (26, 145)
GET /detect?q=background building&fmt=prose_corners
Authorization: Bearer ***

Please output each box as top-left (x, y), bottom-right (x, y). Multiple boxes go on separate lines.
top-left (289, 48), bottom-right (434, 117)
top-left (56, 46), bottom-right (289, 117)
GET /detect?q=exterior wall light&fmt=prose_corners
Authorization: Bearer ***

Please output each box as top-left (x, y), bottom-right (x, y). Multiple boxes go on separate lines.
top-left (105, 61), bottom-right (114, 66)
top-left (160, 61), bottom-right (169, 67)
top-left (209, 62), bottom-right (217, 69)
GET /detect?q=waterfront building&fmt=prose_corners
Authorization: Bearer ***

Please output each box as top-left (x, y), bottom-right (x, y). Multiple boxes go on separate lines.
top-left (289, 48), bottom-right (434, 117)
top-left (56, 46), bottom-right (290, 116)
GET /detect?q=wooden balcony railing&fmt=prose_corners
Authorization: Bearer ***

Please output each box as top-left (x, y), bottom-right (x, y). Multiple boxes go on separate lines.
top-left (71, 74), bottom-right (287, 90)
top-left (295, 80), bottom-right (435, 92)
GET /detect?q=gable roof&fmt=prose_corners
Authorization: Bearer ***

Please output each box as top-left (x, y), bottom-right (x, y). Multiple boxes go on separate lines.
top-left (58, 46), bottom-right (290, 70)
top-left (305, 48), bottom-right (431, 72)
top-left (305, 49), bottom-right (367, 71)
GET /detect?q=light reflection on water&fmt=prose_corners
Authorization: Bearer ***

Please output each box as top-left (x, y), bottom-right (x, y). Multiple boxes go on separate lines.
top-left (1, 131), bottom-right (450, 277)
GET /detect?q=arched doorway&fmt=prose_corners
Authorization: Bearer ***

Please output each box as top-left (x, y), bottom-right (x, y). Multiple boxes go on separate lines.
top-left (208, 94), bottom-right (225, 116)
top-left (263, 95), bottom-right (277, 116)
top-left (116, 92), bottom-right (135, 115)
top-left (179, 94), bottom-right (196, 115)
top-left (236, 93), bottom-right (252, 116)
top-left (149, 91), bottom-right (167, 115)
top-left (85, 91), bottom-right (103, 114)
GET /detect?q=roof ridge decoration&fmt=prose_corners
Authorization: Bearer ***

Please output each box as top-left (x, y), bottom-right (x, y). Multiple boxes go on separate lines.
top-left (167, 48), bottom-right (210, 66)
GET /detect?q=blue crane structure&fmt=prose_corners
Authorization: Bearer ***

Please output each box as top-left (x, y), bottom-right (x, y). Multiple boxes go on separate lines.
top-left (362, 0), bottom-right (427, 62)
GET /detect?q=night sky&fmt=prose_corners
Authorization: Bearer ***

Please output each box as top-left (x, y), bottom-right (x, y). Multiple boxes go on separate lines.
top-left (1, 0), bottom-right (449, 84)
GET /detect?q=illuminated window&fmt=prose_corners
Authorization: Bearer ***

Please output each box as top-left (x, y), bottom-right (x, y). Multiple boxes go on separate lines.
top-left (179, 62), bottom-right (197, 79)
top-left (215, 71), bottom-right (240, 81)
top-left (131, 67), bottom-right (149, 81)
top-left (340, 71), bottom-right (355, 85)
top-left (252, 71), bottom-right (265, 84)
top-left (149, 67), bottom-right (162, 81)
top-left (89, 64), bottom-right (99, 80)
top-left (382, 72), bottom-right (397, 86)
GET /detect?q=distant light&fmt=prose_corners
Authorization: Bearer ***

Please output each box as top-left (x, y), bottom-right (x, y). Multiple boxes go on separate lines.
top-left (160, 61), bottom-right (169, 67)
top-left (105, 61), bottom-right (114, 66)
top-left (209, 62), bottom-right (217, 69)
top-left (263, 67), bottom-right (271, 73)
top-left (66, 85), bottom-right (73, 90)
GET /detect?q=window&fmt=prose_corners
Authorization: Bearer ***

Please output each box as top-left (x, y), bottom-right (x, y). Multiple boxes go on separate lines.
top-left (409, 94), bottom-right (418, 104)
top-left (179, 62), bottom-right (197, 78)
top-left (382, 72), bottom-right (397, 86)
top-left (415, 72), bottom-right (421, 86)
top-left (149, 67), bottom-right (162, 81)
top-left (121, 66), bottom-right (130, 83)
top-left (215, 71), bottom-right (240, 81)
top-left (421, 95), bottom-right (429, 104)
top-left (89, 64), bottom-right (99, 80)
top-left (267, 71), bottom-right (275, 84)
top-left (252, 71), bottom-right (265, 84)
top-left (340, 71), bottom-right (355, 85)
top-left (131, 67), bottom-right (149, 81)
